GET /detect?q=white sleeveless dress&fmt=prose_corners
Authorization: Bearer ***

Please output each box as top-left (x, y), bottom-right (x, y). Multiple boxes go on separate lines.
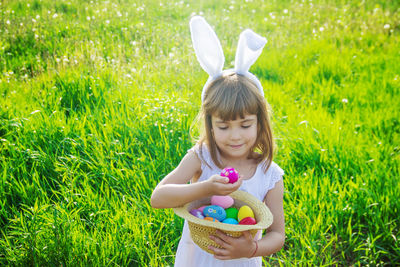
top-left (174, 144), bottom-right (284, 267)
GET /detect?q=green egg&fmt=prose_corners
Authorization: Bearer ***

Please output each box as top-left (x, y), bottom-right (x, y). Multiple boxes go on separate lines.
top-left (225, 207), bottom-right (239, 220)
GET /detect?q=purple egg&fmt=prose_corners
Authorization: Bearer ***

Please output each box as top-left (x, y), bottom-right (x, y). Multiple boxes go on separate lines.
top-left (189, 209), bottom-right (204, 219)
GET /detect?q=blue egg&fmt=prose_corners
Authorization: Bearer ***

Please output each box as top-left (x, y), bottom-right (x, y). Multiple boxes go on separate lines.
top-left (203, 205), bottom-right (226, 222)
top-left (222, 218), bottom-right (238, 225)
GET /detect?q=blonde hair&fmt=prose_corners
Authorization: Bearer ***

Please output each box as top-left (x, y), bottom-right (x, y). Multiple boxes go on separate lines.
top-left (196, 72), bottom-right (274, 172)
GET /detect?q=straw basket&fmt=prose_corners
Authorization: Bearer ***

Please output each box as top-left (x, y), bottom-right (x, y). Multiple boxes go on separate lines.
top-left (173, 190), bottom-right (273, 254)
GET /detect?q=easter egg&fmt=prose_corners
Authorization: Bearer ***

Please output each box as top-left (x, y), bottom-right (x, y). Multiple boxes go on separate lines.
top-left (211, 195), bottom-right (234, 209)
top-left (225, 207), bottom-right (239, 220)
top-left (197, 206), bottom-right (206, 213)
top-left (220, 167), bottom-right (239, 183)
top-left (222, 218), bottom-right (238, 224)
top-left (238, 205), bottom-right (255, 222)
top-left (204, 217), bottom-right (219, 222)
top-left (203, 205), bottom-right (226, 222)
top-left (189, 209), bottom-right (204, 219)
top-left (238, 217), bottom-right (257, 225)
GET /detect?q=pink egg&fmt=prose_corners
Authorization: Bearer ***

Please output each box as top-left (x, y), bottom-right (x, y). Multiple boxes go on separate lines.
top-left (220, 167), bottom-right (239, 183)
top-left (211, 195), bottom-right (234, 209)
top-left (197, 205), bottom-right (206, 213)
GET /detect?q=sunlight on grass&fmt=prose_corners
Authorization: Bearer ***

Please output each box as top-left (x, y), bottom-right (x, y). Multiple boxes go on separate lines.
top-left (0, 0), bottom-right (399, 265)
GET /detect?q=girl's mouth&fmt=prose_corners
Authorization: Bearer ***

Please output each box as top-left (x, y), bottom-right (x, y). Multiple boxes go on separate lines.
top-left (230, 144), bottom-right (243, 149)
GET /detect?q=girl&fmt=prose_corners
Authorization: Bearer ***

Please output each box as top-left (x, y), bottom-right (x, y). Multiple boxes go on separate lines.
top-left (151, 16), bottom-right (285, 266)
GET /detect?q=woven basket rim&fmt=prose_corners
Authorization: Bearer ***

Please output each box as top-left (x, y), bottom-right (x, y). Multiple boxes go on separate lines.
top-left (173, 190), bottom-right (273, 231)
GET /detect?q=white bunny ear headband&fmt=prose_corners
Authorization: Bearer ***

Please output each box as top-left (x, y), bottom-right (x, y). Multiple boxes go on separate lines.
top-left (190, 16), bottom-right (267, 102)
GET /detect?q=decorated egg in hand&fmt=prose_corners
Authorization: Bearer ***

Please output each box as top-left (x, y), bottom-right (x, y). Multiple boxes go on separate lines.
top-left (220, 167), bottom-right (239, 183)
top-left (211, 195), bottom-right (234, 209)
top-left (189, 209), bottom-right (204, 219)
top-left (238, 205), bottom-right (255, 222)
top-left (203, 205), bottom-right (226, 222)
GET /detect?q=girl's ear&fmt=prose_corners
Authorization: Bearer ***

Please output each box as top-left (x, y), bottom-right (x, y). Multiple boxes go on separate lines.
top-left (190, 16), bottom-right (225, 78)
top-left (234, 29), bottom-right (267, 75)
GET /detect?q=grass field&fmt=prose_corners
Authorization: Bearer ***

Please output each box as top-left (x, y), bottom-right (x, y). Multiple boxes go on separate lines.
top-left (1, 0), bottom-right (399, 265)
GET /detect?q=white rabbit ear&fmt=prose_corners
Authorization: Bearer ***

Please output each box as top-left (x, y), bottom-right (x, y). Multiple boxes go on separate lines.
top-left (190, 16), bottom-right (224, 78)
top-left (234, 29), bottom-right (267, 75)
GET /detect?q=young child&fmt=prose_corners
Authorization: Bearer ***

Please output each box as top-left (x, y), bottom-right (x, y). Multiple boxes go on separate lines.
top-left (151, 16), bottom-right (285, 266)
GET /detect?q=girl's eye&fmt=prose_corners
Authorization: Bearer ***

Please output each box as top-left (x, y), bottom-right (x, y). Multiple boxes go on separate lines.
top-left (218, 126), bottom-right (228, 130)
top-left (242, 125), bottom-right (251, 129)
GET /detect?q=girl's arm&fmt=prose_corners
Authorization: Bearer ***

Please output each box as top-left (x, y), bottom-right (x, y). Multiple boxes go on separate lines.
top-left (208, 179), bottom-right (285, 259)
top-left (253, 179), bottom-right (285, 256)
top-left (151, 151), bottom-right (242, 209)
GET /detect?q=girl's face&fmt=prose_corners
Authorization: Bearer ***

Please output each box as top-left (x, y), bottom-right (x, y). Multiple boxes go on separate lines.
top-left (211, 113), bottom-right (258, 160)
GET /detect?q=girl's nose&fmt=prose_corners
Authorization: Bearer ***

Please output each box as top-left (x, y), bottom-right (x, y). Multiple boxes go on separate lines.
top-left (229, 129), bottom-right (241, 140)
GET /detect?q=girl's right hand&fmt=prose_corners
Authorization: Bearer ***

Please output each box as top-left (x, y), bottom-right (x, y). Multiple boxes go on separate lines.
top-left (204, 175), bottom-right (243, 196)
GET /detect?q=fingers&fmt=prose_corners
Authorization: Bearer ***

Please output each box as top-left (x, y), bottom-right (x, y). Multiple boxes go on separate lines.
top-left (207, 175), bottom-right (243, 195)
top-left (208, 245), bottom-right (230, 259)
top-left (210, 174), bottom-right (229, 184)
top-left (214, 230), bottom-right (233, 243)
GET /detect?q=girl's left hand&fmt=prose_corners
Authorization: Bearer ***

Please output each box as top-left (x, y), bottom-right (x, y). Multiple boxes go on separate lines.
top-left (208, 230), bottom-right (256, 260)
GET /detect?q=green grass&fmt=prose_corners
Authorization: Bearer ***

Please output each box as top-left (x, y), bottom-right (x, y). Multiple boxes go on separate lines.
top-left (1, 0), bottom-right (399, 265)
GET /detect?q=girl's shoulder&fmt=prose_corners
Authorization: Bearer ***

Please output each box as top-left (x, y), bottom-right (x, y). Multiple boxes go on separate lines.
top-left (188, 143), bottom-right (216, 171)
top-left (261, 161), bottom-right (284, 192)
top-left (265, 161), bottom-right (284, 177)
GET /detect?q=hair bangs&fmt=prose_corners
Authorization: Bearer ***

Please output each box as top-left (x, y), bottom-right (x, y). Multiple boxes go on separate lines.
top-left (205, 76), bottom-right (259, 121)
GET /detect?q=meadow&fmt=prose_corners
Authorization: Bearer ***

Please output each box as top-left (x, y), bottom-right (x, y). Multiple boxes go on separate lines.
top-left (0, 0), bottom-right (399, 265)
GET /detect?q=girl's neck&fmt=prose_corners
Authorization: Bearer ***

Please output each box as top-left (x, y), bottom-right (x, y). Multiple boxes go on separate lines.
top-left (219, 152), bottom-right (259, 180)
